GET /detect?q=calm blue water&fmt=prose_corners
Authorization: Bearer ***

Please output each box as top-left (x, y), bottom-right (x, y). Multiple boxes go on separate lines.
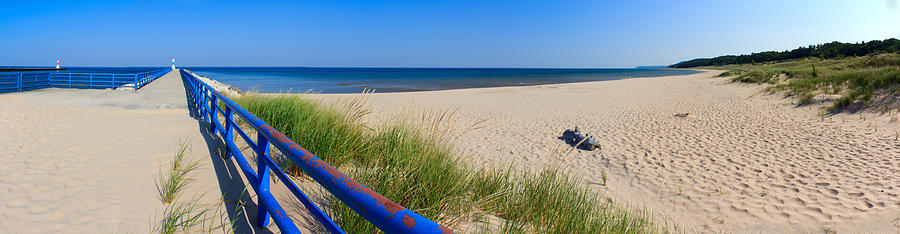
top-left (58, 67), bottom-right (165, 74)
top-left (188, 67), bottom-right (701, 94)
top-left (0, 67), bottom-right (164, 74)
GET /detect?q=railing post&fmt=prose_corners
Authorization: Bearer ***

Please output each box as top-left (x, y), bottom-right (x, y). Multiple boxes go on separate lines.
top-left (196, 86), bottom-right (201, 115)
top-left (256, 132), bottom-right (272, 227)
top-left (195, 81), bottom-right (200, 104)
top-left (194, 83), bottom-right (200, 115)
top-left (197, 86), bottom-right (203, 117)
top-left (196, 83), bottom-right (201, 111)
top-left (209, 94), bottom-right (219, 134)
top-left (68, 74), bottom-right (72, 88)
top-left (198, 85), bottom-right (204, 114)
top-left (202, 88), bottom-right (209, 120)
top-left (199, 87), bottom-right (206, 119)
top-left (223, 106), bottom-right (234, 158)
top-left (193, 79), bottom-right (200, 110)
top-left (112, 74), bottom-right (116, 88)
top-left (89, 73), bottom-right (93, 89)
top-left (17, 73), bottom-right (22, 92)
top-left (134, 74), bottom-right (139, 89)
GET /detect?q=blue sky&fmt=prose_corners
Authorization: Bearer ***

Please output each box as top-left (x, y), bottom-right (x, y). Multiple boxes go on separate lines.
top-left (1, 0), bottom-right (898, 68)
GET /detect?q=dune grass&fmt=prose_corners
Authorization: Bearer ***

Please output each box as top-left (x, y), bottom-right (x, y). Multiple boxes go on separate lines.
top-left (704, 53), bottom-right (900, 110)
top-left (157, 199), bottom-right (213, 234)
top-left (232, 93), bottom-right (660, 233)
top-left (154, 141), bottom-right (234, 233)
top-left (233, 92), bottom-right (371, 169)
top-left (156, 141), bottom-right (201, 204)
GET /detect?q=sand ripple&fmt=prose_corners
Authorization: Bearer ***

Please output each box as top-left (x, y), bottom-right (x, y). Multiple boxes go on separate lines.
top-left (0, 71), bottom-right (221, 233)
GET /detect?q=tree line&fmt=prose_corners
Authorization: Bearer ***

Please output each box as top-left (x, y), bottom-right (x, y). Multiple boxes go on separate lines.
top-left (669, 38), bottom-right (900, 68)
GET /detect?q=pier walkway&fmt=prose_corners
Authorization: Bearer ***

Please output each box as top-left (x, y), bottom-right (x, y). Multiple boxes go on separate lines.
top-left (0, 70), bottom-right (251, 233)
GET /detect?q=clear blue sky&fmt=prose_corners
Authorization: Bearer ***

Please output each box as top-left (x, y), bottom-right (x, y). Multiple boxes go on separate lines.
top-left (1, 0), bottom-right (898, 68)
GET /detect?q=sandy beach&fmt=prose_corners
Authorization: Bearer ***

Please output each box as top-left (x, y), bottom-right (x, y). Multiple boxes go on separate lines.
top-left (3, 1), bottom-right (895, 232)
top-left (4, 69), bottom-right (899, 233)
top-left (308, 70), bottom-right (900, 233)
top-left (0, 71), bottom-right (250, 233)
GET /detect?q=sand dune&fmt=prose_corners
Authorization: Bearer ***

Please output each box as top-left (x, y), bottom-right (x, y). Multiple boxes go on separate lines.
top-left (314, 70), bottom-right (900, 233)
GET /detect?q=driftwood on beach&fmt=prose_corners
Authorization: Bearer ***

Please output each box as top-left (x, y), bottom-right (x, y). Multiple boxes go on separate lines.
top-left (561, 127), bottom-right (601, 151)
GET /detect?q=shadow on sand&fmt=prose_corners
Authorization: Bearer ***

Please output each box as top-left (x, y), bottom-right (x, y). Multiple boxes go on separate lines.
top-left (179, 73), bottom-right (274, 234)
top-left (178, 71), bottom-right (341, 233)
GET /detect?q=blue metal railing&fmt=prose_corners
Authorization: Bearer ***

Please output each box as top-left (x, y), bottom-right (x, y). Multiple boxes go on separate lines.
top-left (135, 69), bottom-right (172, 89)
top-left (180, 70), bottom-right (451, 234)
top-left (0, 72), bottom-right (52, 93)
top-left (0, 68), bottom-right (172, 93)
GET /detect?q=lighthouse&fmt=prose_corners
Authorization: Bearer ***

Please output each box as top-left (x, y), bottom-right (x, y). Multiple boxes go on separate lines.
top-left (171, 58), bottom-right (175, 70)
top-left (56, 60), bottom-right (60, 69)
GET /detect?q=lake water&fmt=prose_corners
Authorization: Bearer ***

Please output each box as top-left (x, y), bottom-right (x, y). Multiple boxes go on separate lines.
top-left (186, 67), bottom-right (701, 93)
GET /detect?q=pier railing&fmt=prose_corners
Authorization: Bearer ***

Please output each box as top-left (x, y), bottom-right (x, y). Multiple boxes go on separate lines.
top-left (0, 72), bottom-right (52, 93)
top-left (0, 68), bottom-right (172, 93)
top-left (180, 70), bottom-right (450, 234)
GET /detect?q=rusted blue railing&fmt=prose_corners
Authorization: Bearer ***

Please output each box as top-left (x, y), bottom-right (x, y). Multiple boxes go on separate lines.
top-left (0, 68), bottom-right (171, 93)
top-left (180, 70), bottom-right (451, 234)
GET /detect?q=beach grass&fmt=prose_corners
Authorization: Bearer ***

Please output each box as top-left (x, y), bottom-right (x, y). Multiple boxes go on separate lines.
top-left (704, 53), bottom-right (900, 111)
top-left (232, 92), bottom-right (371, 170)
top-left (156, 141), bottom-right (200, 204)
top-left (472, 166), bottom-right (654, 233)
top-left (153, 141), bottom-right (233, 233)
top-left (157, 199), bottom-right (213, 234)
top-left (232, 93), bottom-right (660, 233)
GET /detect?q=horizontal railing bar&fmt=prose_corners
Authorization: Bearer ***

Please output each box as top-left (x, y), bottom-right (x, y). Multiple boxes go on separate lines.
top-left (219, 114), bottom-right (260, 184)
top-left (51, 72), bottom-right (136, 76)
top-left (205, 87), bottom-right (260, 152)
top-left (0, 68), bottom-right (170, 93)
top-left (231, 118), bottom-right (258, 150)
top-left (260, 150), bottom-right (345, 234)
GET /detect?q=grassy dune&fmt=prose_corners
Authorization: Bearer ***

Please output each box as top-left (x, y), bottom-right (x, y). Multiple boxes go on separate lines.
top-left (232, 94), bottom-right (659, 233)
top-left (703, 53), bottom-right (900, 110)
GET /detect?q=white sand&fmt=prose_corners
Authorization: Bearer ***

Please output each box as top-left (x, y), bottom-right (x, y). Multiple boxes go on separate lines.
top-left (310, 70), bottom-right (900, 233)
top-left (5, 69), bottom-right (899, 233)
top-left (0, 71), bottom-right (229, 233)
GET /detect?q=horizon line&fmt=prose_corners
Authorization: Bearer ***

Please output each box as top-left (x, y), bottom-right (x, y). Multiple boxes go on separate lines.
top-left (1, 65), bottom-right (672, 69)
